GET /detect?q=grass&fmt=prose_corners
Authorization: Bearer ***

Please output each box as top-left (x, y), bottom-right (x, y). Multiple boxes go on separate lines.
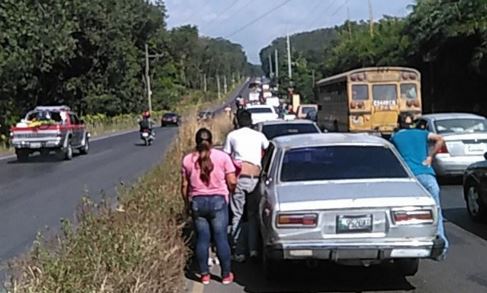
top-left (3, 92), bottom-right (236, 292)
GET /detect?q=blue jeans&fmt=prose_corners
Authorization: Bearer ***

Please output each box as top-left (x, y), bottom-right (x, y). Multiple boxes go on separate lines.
top-left (191, 196), bottom-right (231, 276)
top-left (416, 174), bottom-right (449, 255)
top-left (230, 177), bottom-right (259, 256)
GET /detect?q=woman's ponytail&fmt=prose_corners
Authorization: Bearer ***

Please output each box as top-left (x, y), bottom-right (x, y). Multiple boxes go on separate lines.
top-left (195, 128), bottom-right (214, 185)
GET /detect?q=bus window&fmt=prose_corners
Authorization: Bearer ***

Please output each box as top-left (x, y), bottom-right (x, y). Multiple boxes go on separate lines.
top-left (400, 84), bottom-right (417, 99)
top-left (351, 85), bottom-right (368, 100)
top-left (372, 84), bottom-right (397, 101)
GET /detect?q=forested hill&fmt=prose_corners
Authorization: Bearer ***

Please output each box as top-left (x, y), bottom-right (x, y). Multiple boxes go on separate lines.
top-left (0, 0), bottom-right (252, 130)
top-left (260, 0), bottom-right (487, 113)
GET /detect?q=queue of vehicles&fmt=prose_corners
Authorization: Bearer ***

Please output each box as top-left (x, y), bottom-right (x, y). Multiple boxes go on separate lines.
top-left (243, 68), bottom-right (487, 279)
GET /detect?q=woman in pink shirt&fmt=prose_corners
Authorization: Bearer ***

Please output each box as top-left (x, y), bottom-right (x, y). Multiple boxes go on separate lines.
top-left (181, 128), bottom-right (237, 285)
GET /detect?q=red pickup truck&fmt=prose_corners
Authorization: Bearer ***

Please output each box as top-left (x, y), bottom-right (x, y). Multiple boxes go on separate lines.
top-left (10, 106), bottom-right (90, 161)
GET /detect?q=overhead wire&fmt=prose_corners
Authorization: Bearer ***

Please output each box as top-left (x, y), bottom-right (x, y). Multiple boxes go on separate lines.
top-left (204, 0), bottom-right (241, 30)
top-left (223, 0), bottom-right (293, 38)
top-left (307, 0), bottom-right (339, 30)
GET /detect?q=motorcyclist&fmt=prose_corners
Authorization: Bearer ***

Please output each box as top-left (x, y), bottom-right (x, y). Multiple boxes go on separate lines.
top-left (138, 111), bottom-right (155, 137)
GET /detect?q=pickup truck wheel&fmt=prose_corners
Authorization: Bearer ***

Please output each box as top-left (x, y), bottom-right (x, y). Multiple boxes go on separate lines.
top-left (15, 149), bottom-right (29, 162)
top-left (395, 258), bottom-right (419, 276)
top-left (63, 142), bottom-right (73, 160)
top-left (79, 137), bottom-right (89, 155)
top-left (465, 183), bottom-right (487, 222)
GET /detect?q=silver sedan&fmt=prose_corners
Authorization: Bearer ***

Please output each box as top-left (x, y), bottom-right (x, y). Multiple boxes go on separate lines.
top-left (416, 113), bottom-right (487, 176)
top-left (257, 133), bottom-right (444, 279)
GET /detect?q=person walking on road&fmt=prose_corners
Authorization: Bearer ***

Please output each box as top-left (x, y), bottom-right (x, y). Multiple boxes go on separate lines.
top-left (390, 113), bottom-right (449, 260)
top-left (181, 128), bottom-right (237, 285)
top-left (224, 110), bottom-right (269, 262)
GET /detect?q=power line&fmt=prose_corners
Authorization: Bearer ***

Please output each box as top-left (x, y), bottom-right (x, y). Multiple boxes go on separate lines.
top-left (224, 0), bottom-right (293, 38)
top-left (205, 0), bottom-right (241, 30)
top-left (209, 0), bottom-right (257, 32)
top-left (331, 0), bottom-right (348, 17)
top-left (304, 0), bottom-right (332, 29)
top-left (307, 0), bottom-right (339, 29)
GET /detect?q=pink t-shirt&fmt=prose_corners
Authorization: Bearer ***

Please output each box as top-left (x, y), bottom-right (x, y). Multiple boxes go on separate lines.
top-left (182, 149), bottom-right (236, 202)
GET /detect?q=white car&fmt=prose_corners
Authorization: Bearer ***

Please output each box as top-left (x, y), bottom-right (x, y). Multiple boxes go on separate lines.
top-left (246, 105), bottom-right (279, 125)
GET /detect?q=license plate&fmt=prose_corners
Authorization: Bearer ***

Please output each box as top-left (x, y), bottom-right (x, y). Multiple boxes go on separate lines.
top-left (30, 142), bottom-right (42, 149)
top-left (142, 133), bottom-right (149, 137)
top-left (336, 215), bottom-right (373, 233)
top-left (465, 143), bottom-right (486, 154)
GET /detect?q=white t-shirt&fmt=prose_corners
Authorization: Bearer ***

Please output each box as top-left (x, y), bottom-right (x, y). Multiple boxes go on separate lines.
top-left (223, 127), bottom-right (270, 167)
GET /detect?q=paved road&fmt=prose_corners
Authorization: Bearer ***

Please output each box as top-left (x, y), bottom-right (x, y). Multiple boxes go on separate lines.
top-left (0, 80), bottom-right (249, 276)
top-left (0, 128), bottom-right (178, 264)
top-left (186, 182), bottom-right (487, 293)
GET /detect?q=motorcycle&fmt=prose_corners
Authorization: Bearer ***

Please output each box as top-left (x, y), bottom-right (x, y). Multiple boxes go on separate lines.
top-left (140, 129), bottom-right (154, 146)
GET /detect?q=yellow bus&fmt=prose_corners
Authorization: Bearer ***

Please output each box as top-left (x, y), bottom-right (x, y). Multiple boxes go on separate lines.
top-left (315, 67), bottom-right (422, 135)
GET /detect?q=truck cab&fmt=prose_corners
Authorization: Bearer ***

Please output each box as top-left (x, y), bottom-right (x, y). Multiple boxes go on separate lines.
top-left (10, 106), bottom-right (90, 161)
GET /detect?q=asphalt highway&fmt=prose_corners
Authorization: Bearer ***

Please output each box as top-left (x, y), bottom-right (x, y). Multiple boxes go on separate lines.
top-left (0, 80), bottom-right (249, 277)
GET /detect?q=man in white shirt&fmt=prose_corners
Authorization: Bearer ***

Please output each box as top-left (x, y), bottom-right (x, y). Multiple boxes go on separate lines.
top-left (223, 110), bottom-right (269, 262)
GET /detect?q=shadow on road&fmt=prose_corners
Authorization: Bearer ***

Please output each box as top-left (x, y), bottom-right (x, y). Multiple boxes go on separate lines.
top-left (6, 154), bottom-right (78, 164)
top-left (444, 208), bottom-right (487, 241)
top-left (232, 261), bottom-right (416, 293)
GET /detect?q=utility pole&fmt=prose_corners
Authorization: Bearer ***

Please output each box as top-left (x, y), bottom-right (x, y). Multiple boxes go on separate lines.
top-left (203, 73), bottom-right (207, 92)
top-left (268, 54), bottom-right (273, 78)
top-left (274, 49), bottom-right (279, 79)
top-left (368, 0), bottom-right (374, 37)
top-left (287, 33), bottom-right (292, 82)
top-left (217, 74), bottom-right (221, 99)
top-left (347, 0), bottom-right (352, 39)
top-left (144, 43), bottom-right (163, 113)
top-left (224, 75), bottom-right (228, 93)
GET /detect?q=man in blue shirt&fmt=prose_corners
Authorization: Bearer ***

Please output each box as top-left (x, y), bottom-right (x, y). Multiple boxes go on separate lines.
top-left (391, 113), bottom-right (448, 260)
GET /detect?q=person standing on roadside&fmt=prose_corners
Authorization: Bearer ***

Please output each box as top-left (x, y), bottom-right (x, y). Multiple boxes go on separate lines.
top-left (390, 113), bottom-right (449, 260)
top-left (181, 128), bottom-right (237, 285)
top-left (224, 110), bottom-right (269, 262)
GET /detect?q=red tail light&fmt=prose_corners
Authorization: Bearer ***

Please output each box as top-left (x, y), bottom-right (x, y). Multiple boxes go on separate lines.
top-left (438, 144), bottom-right (449, 154)
top-left (277, 214), bottom-right (318, 228)
top-left (392, 210), bottom-right (433, 225)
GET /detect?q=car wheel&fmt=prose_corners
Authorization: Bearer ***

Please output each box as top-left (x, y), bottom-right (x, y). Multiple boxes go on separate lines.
top-left (15, 149), bottom-right (29, 162)
top-left (63, 141), bottom-right (73, 160)
top-left (79, 136), bottom-right (89, 155)
top-left (465, 183), bottom-right (487, 221)
top-left (395, 258), bottom-right (419, 276)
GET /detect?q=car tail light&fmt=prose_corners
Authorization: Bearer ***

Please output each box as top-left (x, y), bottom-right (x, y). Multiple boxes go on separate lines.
top-left (409, 73), bottom-right (417, 80)
top-left (277, 213), bottom-right (318, 228)
top-left (350, 101), bottom-right (357, 109)
top-left (406, 100), bottom-right (413, 107)
top-left (358, 102), bottom-right (365, 109)
top-left (413, 100), bottom-right (420, 107)
top-left (392, 209), bottom-right (433, 225)
top-left (438, 144), bottom-right (449, 154)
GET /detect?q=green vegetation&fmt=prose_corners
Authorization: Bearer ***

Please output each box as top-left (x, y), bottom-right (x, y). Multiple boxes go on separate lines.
top-left (0, 0), bottom-right (253, 141)
top-left (260, 0), bottom-right (487, 112)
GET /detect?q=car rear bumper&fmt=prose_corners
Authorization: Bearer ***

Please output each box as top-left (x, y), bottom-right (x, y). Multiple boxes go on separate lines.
top-left (264, 238), bottom-right (445, 261)
top-left (434, 155), bottom-right (484, 176)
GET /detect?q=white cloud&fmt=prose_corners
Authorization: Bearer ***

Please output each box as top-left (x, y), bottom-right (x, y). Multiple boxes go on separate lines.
top-left (165, 0), bottom-right (414, 64)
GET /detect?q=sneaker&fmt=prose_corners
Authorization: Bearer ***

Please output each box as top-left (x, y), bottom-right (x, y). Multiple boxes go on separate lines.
top-left (232, 254), bottom-right (246, 263)
top-left (200, 274), bottom-right (210, 285)
top-left (222, 272), bottom-right (234, 285)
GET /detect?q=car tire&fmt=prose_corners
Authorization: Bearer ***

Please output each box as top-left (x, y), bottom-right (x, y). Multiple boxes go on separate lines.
top-left (79, 136), bottom-right (89, 155)
top-left (63, 141), bottom-right (73, 160)
top-left (395, 258), bottom-right (419, 276)
top-left (15, 149), bottom-right (29, 162)
top-left (465, 182), bottom-right (487, 222)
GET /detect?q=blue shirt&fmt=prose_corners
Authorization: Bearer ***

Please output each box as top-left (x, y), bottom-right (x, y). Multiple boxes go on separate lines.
top-left (390, 129), bottom-right (435, 176)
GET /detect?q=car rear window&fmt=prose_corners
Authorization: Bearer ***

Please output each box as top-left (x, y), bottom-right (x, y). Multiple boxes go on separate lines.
top-left (434, 118), bottom-right (487, 134)
top-left (26, 111), bottom-right (63, 122)
top-left (247, 107), bottom-right (273, 114)
top-left (280, 146), bottom-right (408, 182)
top-left (262, 124), bottom-right (319, 139)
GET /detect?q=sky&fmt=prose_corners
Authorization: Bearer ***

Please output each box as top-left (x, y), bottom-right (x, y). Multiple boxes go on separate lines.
top-left (164, 0), bottom-right (414, 64)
